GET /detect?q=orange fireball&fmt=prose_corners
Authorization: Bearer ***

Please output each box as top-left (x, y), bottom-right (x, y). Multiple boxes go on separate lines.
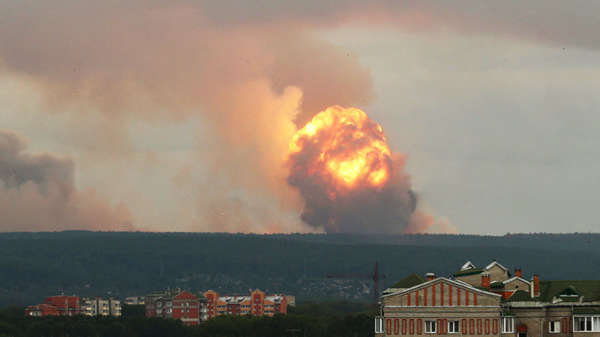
top-left (288, 106), bottom-right (392, 191)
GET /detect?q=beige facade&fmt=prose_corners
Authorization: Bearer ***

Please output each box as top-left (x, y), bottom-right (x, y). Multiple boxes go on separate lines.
top-left (485, 263), bottom-right (509, 283)
top-left (455, 261), bottom-right (509, 287)
top-left (377, 277), bottom-right (503, 337)
top-left (457, 273), bottom-right (489, 287)
top-left (503, 278), bottom-right (530, 293)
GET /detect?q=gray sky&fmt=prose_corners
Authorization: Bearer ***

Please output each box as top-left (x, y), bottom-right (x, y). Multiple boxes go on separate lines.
top-left (325, 29), bottom-right (600, 234)
top-left (1, 1), bottom-right (599, 234)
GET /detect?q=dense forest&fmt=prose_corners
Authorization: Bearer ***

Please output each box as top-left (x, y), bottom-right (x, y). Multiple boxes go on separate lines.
top-left (2, 231), bottom-right (600, 307)
top-left (0, 304), bottom-right (375, 337)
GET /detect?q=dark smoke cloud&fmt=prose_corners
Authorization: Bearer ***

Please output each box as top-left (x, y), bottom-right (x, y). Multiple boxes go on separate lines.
top-left (289, 163), bottom-right (417, 233)
top-left (0, 132), bottom-right (72, 195)
top-left (0, 130), bottom-right (133, 231)
top-left (286, 106), bottom-right (422, 234)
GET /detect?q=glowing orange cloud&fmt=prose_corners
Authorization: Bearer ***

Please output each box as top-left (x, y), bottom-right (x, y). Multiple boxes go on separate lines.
top-left (289, 106), bottom-right (392, 196)
top-left (287, 106), bottom-right (420, 233)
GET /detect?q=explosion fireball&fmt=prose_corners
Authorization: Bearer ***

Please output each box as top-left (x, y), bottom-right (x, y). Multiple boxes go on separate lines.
top-left (287, 106), bottom-right (419, 233)
top-left (289, 106), bottom-right (392, 190)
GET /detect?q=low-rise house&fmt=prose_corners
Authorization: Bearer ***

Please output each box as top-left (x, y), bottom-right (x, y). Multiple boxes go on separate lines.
top-left (144, 288), bottom-right (290, 323)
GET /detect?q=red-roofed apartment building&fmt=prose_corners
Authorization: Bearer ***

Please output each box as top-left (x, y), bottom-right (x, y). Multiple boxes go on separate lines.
top-left (25, 295), bottom-right (80, 317)
top-left (145, 290), bottom-right (201, 326)
top-left (173, 291), bottom-right (201, 325)
top-left (203, 289), bottom-right (288, 320)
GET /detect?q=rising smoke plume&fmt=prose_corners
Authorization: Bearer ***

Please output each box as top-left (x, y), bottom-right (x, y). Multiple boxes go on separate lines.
top-left (287, 106), bottom-right (423, 233)
top-left (1, 0), bottom-right (596, 232)
top-left (0, 130), bottom-right (133, 231)
top-left (0, 1), bottom-right (372, 232)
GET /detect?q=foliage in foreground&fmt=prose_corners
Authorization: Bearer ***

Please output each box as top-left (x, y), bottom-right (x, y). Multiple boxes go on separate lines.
top-left (0, 306), bottom-right (374, 337)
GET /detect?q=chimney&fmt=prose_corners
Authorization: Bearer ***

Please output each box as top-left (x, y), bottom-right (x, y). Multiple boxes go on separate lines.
top-left (514, 268), bottom-right (522, 278)
top-left (426, 273), bottom-right (436, 281)
top-left (531, 274), bottom-right (540, 297)
top-left (481, 272), bottom-right (491, 289)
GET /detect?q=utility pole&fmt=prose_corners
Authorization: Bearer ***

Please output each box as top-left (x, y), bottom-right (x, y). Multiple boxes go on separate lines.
top-left (325, 261), bottom-right (386, 303)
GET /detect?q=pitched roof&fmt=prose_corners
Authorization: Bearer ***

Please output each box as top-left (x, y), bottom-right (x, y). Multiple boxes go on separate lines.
top-left (485, 261), bottom-right (508, 272)
top-left (537, 280), bottom-right (600, 302)
top-left (454, 268), bottom-right (484, 277)
top-left (503, 276), bottom-right (531, 285)
top-left (383, 276), bottom-right (502, 298)
top-left (461, 261), bottom-right (477, 271)
top-left (44, 296), bottom-right (79, 308)
top-left (174, 291), bottom-right (198, 300)
top-left (391, 273), bottom-right (425, 288)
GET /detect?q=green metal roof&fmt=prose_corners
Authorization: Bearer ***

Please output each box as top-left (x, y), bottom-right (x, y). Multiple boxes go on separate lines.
top-left (505, 290), bottom-right (532, 302)
top-left (392, 273), bottom-right (425, 288)
top-left (490, 281), bottom-right (505, 289)
top-left (559, 286), bottom-right (579, 296)
top-left (537, 280), bottom-right (600, 302)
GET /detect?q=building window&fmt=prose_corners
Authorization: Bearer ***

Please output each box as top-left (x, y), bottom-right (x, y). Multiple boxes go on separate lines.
top-left (448, 320), bottom-right (460, 333)
top-left (502, 317), bottom-right (514, 333)
top-left (549, 320), bottom-right (561, 333)
top-left (375, 317), bottom-right (384, 334)
top-left (425, 320), bottom-right (437, 334)
top-left (574, 316), bottom-right (600, 332)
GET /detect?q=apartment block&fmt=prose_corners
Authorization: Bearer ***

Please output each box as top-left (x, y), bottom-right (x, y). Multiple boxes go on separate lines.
top-left (203, 289), bottom-right (288, 320)
top-left (145, 290), bottom-right (202, 326)
top-left (124, 296), bottom-right (145, 306)
top-left (81, 297), bottom-right (121, 317)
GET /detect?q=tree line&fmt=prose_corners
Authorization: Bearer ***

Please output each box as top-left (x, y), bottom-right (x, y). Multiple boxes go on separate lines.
top-left (2, 231), bottom-right (600, 307)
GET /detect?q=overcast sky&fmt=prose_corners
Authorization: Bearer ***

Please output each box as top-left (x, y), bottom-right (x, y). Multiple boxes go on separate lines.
top-left (1, 1), bottom-right (599, 234)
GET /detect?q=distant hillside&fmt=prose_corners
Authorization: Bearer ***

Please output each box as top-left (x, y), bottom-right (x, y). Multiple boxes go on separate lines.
top-left (1, 231), bottom-right (600, 307)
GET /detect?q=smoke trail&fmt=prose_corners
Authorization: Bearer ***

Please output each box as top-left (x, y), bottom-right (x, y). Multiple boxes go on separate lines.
top-left (0, 130), bottom-right (133, 231)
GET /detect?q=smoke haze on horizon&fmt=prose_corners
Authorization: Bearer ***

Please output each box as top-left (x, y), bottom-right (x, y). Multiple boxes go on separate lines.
top-left (0, 130), bottom-right (133, 231)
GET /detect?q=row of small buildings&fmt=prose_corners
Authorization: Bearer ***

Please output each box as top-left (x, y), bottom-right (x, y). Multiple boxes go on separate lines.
top-left (25, 296), bottom-right (121, 317)
top-left (376, 260), bottom-right (600, 337)
top-left (145, 289), bottom-right (292, 326)
top-left (25, 288), bottom-right (293, 327)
